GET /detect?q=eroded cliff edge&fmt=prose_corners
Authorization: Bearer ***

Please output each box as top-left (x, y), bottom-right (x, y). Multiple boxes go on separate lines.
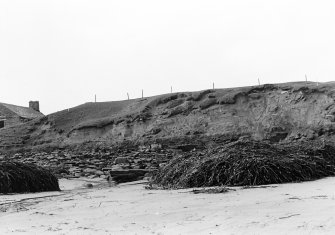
top-left (2, 81), bottom-right (335, 150)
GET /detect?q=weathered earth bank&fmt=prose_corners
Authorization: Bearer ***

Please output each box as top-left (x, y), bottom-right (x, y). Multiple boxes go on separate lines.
top-left (2, 82), bottom-right (335, 149)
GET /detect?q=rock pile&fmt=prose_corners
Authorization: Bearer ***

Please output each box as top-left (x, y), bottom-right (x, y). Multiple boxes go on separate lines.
top-left (1, 144), bottom-right (175, 180)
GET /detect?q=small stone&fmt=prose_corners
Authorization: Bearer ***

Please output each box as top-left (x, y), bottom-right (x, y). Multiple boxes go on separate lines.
top-left (85, 183), bottom-right (93, 188)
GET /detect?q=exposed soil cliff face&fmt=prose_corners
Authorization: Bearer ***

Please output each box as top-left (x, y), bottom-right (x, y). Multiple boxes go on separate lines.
top-left (1, 81), bottom-right (335, 149)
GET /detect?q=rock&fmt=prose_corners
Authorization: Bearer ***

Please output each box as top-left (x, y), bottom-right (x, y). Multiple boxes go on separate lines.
top-left (159, 163), bottom-right (166, 168)
top-left (69, 167), bottom-right (81, 172)
top-left (150, 128), bottom-right (161, 135)
top-left (176, 144), bottom-right (198, 152)
top-left (150, 143), bottom-right (162, 151)
top-left (83, 168), bottom-right (96, 174)
top-left (85, 183), bottom-right (93, 188)
top-left (115, 157), bottom-right (130, 164)
top-left (94, 170), bottom-right (104, 176)
top-left (111, 164), bottom-right (124, 171)
top-left (109, 169), bottom-right (150, 183)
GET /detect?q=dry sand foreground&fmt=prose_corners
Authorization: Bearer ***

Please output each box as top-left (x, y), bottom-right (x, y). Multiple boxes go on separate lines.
top-left (1, 178), bottom-right (335, 235)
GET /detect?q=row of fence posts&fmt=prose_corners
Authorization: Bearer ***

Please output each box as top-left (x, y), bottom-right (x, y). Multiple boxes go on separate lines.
top-left (93, 76), bottom-right (317, 102)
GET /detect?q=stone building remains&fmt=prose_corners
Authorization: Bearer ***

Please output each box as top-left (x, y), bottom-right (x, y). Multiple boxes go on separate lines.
top-left (0, 101), bottom-right (44, 129)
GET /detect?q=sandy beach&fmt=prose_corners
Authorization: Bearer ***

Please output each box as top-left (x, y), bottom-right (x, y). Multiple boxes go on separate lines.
top-left (0, 177), bottom-right (335, 234)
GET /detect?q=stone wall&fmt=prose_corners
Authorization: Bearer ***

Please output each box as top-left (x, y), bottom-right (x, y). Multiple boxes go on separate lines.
top-left (0, 105), bottom-right (23, 128)
top-left (0, 144), bottom-right (176, 181)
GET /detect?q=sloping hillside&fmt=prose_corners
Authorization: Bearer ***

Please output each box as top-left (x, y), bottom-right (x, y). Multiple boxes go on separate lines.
top-left (2, 81), bottom-right (335, 149)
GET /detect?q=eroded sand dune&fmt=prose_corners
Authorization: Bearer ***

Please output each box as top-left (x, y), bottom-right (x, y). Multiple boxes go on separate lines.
top-left (1, 177), bottom-right (335, 234)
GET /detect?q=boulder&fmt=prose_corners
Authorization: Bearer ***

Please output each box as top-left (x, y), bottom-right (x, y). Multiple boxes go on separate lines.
top-left (94, 170), bottom-right (104, 176)
top-left (176, 144), bottom-right (198, 152)
top-left (109, 169), bottom-right (150, 183)
top-left (83, 168), bottom-right (96, 174)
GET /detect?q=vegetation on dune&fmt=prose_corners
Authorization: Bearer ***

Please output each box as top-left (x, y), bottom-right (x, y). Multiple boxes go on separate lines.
top-left (150, 140), bottom-right (335, 189)
top-left (0, 161), bottom-right (60, 194)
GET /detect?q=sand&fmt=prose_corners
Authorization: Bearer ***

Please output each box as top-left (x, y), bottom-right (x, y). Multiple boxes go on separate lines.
top-left (1, 177), bottom-right (335, 235)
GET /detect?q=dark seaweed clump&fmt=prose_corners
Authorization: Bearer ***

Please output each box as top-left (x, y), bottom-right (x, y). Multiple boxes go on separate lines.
top-left (0, 161), bottom-right (60, 194)
top-left (150, 140), bottom-right (335, 188)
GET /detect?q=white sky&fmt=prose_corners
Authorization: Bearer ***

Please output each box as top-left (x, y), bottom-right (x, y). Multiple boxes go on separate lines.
top-left (0, 0), bottom-right (334, 114)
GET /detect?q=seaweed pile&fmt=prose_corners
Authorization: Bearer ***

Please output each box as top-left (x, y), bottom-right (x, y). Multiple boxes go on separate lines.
top-left (0, 161), bottom-right (60, 194)
top-left (150, 140), bottom-right (335, 188)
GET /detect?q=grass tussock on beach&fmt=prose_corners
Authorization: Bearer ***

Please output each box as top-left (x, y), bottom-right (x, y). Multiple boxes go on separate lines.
top-left (0, 162), bottom-right (60, 194)
top-left (150, 140), bottom-right (335, 189)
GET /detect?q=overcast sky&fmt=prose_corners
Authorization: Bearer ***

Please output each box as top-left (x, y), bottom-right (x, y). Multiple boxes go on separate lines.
top-left (0, 0), bottom-right (334, 114)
